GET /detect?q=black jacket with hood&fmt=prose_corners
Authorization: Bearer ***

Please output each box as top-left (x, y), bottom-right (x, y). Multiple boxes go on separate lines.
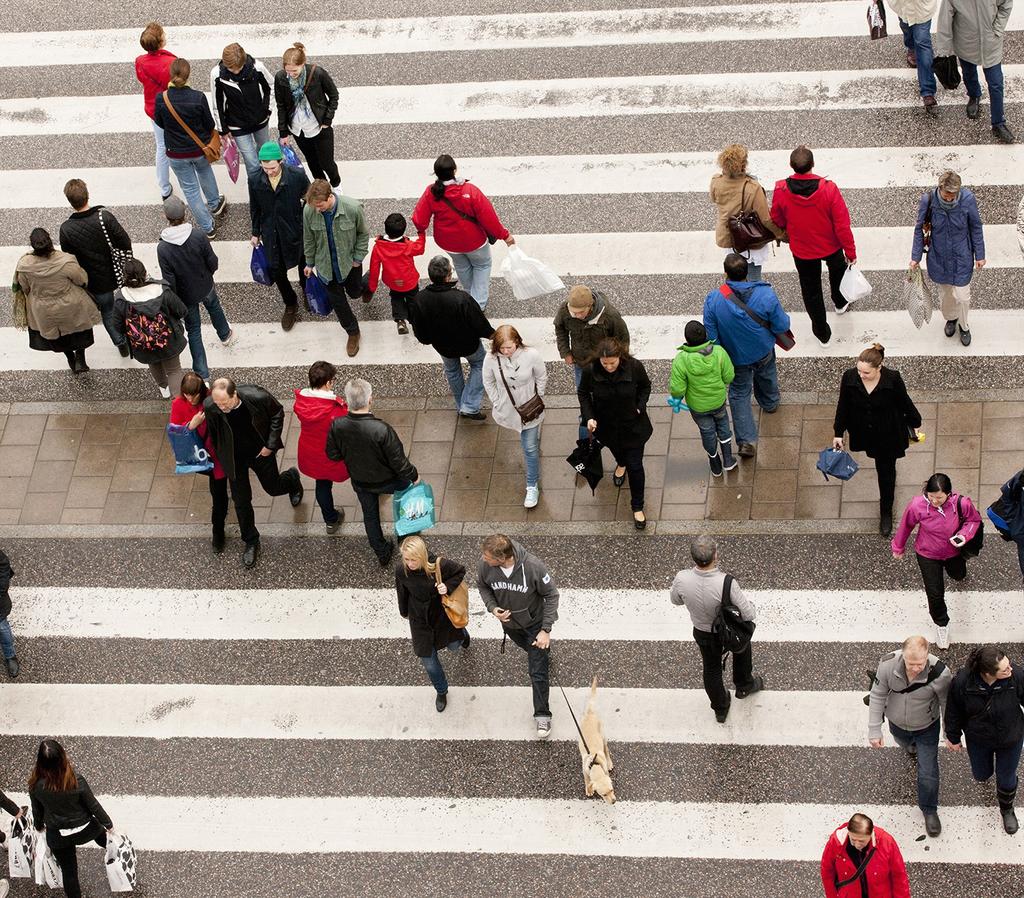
top-left (58, 206), bottom-right (132, 295)
top-left (156, 223), bottom-right (218, 306)
top-left (203, 386), bottom-right (287, 482)
top-left (553, 289), bottom-right (630, 365)
top-left (112, 280), bottom-right (187, 363)
top-left (210, 55), bottom-right (273, 135)
top-left (945, 665), bottom-right (1024, 750)
top-left (477, 540), bottom-right (559, 633)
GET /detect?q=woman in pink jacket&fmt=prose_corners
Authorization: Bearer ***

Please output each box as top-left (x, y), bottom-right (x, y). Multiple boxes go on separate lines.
top-left (892, 472), bottom-right (982, 650)
top-left (411, 154), bottom-right (514, 311)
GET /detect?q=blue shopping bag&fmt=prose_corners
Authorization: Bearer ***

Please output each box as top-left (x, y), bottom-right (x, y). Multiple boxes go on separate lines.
top-left (392, 483), bottom-right (436, 537)
top-left (166, 424), bottom-right (214, 474)
top-left (304, 274), bottom-right (331, 316)
top-left (816, 447), bottom-right (859, 482)
top-left (280, 140), bottom-right (302, 170)
top-left (251, 244), bottom-right (273, 286)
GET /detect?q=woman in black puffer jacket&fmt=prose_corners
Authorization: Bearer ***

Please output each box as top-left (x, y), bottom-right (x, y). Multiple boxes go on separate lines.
top-left (945, 645), bottom-right (1024, 834)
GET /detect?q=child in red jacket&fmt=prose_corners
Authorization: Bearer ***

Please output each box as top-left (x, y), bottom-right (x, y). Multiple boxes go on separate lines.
top-left (363, 213), bottom-right (425, 335)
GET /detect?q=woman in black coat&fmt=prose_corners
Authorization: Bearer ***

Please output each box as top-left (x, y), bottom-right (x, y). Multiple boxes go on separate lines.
top-left (578, 338), bottom-right (654, 530)
top-left (396, 535), bottom-right (469, 712)
top-left (945, 646), bottom-right (1024, 834)
top-left (275, 43), bottom-right (340, 186)
top-left (832, 343), bottom-right (922, 537)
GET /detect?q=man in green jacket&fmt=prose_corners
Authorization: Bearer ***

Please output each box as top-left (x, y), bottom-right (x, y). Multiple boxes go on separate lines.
top-left (302, 179), bottom-right (369, 357)
top-left (670, 320), bottom-right (738, 477)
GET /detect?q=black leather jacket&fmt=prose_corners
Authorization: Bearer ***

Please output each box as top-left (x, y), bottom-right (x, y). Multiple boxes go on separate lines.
top-left (203, 385), bottom-right (286, 481)
top-left (326, 412), bottom-right (417, 491)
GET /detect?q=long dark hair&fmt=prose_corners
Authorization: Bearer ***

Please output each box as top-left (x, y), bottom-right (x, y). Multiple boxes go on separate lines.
top-left (122, 258), bottom-right (149, 289)
top-left (430, 154), bottom-right (457, 199)
top-left (28, 739), bottom-right (78, 793)
top-left (30, 228), bottom-right (54, 257)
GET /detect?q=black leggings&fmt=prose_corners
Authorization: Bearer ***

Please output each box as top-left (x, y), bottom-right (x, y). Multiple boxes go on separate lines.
top-left (294, 128), bottom-right (340, 186)
top-left (611, 445), bottom-right (646, 512)
top-left (916, 552), bottom-right (967, 626)
top-left (47, 821), bottom-right (107, 898)
top-left (874, 454), bottom-right (898, 514)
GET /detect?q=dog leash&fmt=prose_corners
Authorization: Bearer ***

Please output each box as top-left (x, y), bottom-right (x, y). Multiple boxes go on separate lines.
top-left (559, 685), bottom-right (597, 768)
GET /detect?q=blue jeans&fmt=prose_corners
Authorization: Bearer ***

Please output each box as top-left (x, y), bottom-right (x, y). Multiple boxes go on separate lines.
top-left (168, 156), bottom-right (222, 235)
top-left (900, 19), bottom-right (936, 96)
top-left (966, 736), bottom-right (1023, 793)
top-left (450, 243), bottom-right (492, 310)
top-left (961, 60), bottom-right (1005, 126)
top-left (442, 343), bottom-right (486, 414)
top-left (315, 478), bottom-right (339, 525)
top-left (419, 637), bottom-right (465, 695)
top-left (184, 288), bottom-right (231, 380)
top-left (0, 617), bottom-right (15, 660)
top-left (91, 290), bottom-right (126, 348)
top-left (152, 121), bottom-right (172, 198)
top-left (890, 719), bottom-right (940, 814)
top-left (572, 363), bottom-right (588, 442)
top-left (690, 402), bottom-right (734, 457)
top-left (729, 350), bottom-right (780, 445)
top-left (520, 425), bottom-right (541, 488)
top-left (231, 127), bottom-right (271, 182)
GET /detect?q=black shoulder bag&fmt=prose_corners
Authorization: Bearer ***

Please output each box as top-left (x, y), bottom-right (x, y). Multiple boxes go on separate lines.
top-left (711, 574), bottom-right (755, 655)
top-left (440, 195), bottom-right (497, 245)
top-left (719, 283), bottom-right (795, 351)
top-left (955, 495), bottom-right (984, 558)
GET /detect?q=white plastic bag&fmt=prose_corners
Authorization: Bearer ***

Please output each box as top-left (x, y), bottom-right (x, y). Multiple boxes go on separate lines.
top-left (8, 810), bottom-right (34, 878)
top-left (499, 245), bottom-right (564, 300)
top-left (105, 831), bottom-right (138, 892)
top-left (33, 832), bottom-right (63, 890)
top-left (839, 264), bottom-right (872, 304)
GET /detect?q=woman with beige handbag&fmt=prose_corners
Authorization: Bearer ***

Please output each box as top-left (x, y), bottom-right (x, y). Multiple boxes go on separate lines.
top-left (396, 535), bottom-right (470, 712)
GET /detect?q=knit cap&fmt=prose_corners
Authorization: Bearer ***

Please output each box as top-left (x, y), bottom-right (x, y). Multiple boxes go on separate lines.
top-left (163, 195), bottom-right (188, 221)
top-left (684, 320), bottom-right (707, 346)
top-left (567, 286), bottom-right (593, 309)
top-left (258, 141), bottom-right (284, 162)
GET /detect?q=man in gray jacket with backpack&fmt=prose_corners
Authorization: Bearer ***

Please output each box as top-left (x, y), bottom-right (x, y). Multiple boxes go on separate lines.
top-left (867, 635), bottom-right (952, 837)
top-left (478, 534), bottom-right (559, 739)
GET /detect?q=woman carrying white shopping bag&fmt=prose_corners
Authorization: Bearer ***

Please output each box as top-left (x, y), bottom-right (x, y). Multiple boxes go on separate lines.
top-left (499, 245), bottom-right (564, 301)
top-left (29, 740), bottom-right (115, 898)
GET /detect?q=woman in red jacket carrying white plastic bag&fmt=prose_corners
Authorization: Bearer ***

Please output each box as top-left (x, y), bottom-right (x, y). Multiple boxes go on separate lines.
top-left (821, 813), bottom-right (910, 898)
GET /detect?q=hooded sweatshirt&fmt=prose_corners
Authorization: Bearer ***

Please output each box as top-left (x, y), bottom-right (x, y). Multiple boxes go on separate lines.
top-left (770, 172), bottom-right (856, 261)
top-left (820, 824), bottom-right (910, 898)
top-left (669, 340), bottom-right (735, 413)
top-left (367, 232), bottom-right (426, 294)
top-left (293, 388), bottom-right (350, 482)
top-left (156, 223), bottom-right (219, 306)
top-left (553, 289), bottom-right (630, 365)
top-left (891, 492), bottom-right (982, 560)
top-left (112, 281), bottom-right (188, 363)
top-left (477, 540), bottom-right (559, 633)
top-left (209, 55), bottom-right (273, 134)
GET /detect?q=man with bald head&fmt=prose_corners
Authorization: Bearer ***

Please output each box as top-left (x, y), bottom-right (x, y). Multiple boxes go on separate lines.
top-left (203, 376), bottom-right (303, 567)
top-left (867, 635), bottom-right (952, 837)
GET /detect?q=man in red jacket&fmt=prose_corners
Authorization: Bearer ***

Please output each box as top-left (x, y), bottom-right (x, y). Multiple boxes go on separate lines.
top-left (771, 146), bottom-right (857, 345)
top-left (364, 213), bottom-right (426, 335)
top-left (820, 813), bottom-right (910, 898)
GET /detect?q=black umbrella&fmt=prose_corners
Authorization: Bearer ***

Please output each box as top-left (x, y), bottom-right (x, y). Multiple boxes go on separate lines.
top-left (567, 437), bottom-right (604, 493)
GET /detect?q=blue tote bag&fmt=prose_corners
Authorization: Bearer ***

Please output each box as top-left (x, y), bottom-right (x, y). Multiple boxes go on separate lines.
top-left (250, 244), bottom-right (273, 286)
top-left (392, 483), bottom-right (436, 537)
top-left (304, 274), bottom-right (331, 317)
top-left (166, 424), bottom-right (214, 475)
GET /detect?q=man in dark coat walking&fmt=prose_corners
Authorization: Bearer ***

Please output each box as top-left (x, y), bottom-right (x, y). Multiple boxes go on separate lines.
top-left (58, 178), bottom-right (132, 355)
top-left (249, 141), bottom-right (311, 331)
top-left (203, 377), bottom-right (303, 568)
top-left (0, 548), bottom-right (19, 678)
top-left (409, 255), bottom-right (495, 420)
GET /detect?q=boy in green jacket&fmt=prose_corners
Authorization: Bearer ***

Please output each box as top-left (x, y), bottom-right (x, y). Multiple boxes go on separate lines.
top-left (670, 320), bottom-right (738, 477)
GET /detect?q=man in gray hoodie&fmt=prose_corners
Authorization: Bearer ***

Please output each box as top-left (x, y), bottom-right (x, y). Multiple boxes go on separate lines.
top-left (156, 196), bottom-right (235, 382)
top-left (868, 635), bottom-right (951, 837)
top-left (478, 534), bottom-right (559, 739)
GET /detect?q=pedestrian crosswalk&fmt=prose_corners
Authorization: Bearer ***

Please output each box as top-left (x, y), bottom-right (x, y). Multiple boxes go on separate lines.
top-left (3, 0), bottom-right (1024, 895)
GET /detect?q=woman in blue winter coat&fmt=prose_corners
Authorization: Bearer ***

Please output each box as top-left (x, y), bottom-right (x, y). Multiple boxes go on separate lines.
top-left (910, 170), bottom-right (985, 346)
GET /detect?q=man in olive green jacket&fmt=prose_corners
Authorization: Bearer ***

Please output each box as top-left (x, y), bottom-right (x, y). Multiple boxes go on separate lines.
top-left (302, 179), bottom-right (370, 356)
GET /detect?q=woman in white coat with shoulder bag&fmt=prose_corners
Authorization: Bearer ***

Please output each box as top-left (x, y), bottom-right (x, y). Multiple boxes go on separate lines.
top-left (483, 324), bottom-right (547, 509)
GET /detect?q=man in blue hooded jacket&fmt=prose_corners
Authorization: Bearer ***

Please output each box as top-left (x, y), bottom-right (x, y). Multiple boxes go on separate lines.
top-left (702, 254), bottom-right (791, 458)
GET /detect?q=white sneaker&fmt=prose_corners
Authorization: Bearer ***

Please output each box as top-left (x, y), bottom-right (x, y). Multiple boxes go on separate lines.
top-left (536, 718), bottom-right (551, 740)
top-left (524, 485), bottom-right (540, 508)
top-left (0, 877), bottom-right (10, 898)
top-left (158, 385), bottom-right (172, 399)
top-left (220, 329), bottom-right (236, 347)
top-left (936, 625), bottom-right (950, 650)
top-left (836, 295), bottom-right (859, 315)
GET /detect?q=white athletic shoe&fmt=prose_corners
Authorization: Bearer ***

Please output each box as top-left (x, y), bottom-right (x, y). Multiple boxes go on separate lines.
top-left (158, 385), bottom-right (172, 400)
top-left (536, 718), bottom-right (551, 740)
top-left (220, 329), bottom-right (236, 348)
top-left (936, 625), bottom-right (950, 650)
top-left (524, 486), bottom-right (540, 508)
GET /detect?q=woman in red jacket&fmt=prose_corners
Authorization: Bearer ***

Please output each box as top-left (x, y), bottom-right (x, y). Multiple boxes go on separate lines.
top-left (134, 22), bottom-right (177, 201)
top-left (821, 813), bottom-right (911, 898)
top-left (293, 360), bottom-right (350, 532)
top-left (169, 371), bottom-right (228, 553)
top-left (411, 154), bottom-right (514, 311)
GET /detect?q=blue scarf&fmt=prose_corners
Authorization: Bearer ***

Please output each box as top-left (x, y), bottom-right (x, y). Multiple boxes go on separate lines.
top-left (287, 67), bottom-right (307, 105)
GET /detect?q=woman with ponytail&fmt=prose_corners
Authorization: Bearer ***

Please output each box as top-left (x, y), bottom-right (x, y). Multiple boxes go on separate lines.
top-left (945, 646), bottom-right (1024, 834)
top-left (274, 43), bottom-right (340, 186)
top-left (411, 154), bottom-right (514, 310)
top-left (833, 343), bottom-right (923, 537)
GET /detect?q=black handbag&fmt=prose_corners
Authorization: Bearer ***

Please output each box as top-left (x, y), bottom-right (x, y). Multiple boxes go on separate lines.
top-left (727, 181), bottom-right (774, 253)
top-left (440, 195), bottom-right (497, 245)
top-left (955, 495), bottom-right (985, 558)
top-left (497, 357), bottom-right (544, 424)
top-left (933, 56), bottom-right (962, 90)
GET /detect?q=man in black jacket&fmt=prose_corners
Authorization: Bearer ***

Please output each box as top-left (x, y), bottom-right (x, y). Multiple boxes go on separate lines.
top-left (410, 255), bottom-right (495, 420)
top-left (326, 378), bottom-right (418, 566)
top-left (58, 178), bottom-right (131, 356)
top-left (0, 548), bottom-right (19, 678)
top-left (250, 142), bottom-right (310, 331)
top-left (204, 377), bottom-right (303, 567)
top-left (157, 196), bottom-right (234, 382)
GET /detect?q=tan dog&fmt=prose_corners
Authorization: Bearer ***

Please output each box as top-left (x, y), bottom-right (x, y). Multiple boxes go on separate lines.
top-left (578, 676), bottom-right (615, 804)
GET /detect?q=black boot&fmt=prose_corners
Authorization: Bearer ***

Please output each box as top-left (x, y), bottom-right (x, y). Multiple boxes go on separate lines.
top-left (73, 349), bottom-right (89, 373)
top-left (998, 787), bottom-right (1019, 834)
top-left (879, 506), bottom-right (893, 537)
top-left (64, 351), bottom-right (77, 370)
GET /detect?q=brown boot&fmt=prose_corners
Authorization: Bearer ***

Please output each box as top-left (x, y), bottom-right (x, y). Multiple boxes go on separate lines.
top-left (346, 332), bottom-right (361, 357)
top-left (360, 289), bottom-right (374, 304)
top-left (281, 305), bottom-right (297, 332)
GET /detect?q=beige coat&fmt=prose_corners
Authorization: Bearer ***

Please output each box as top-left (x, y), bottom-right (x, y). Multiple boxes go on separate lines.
top-left (887, 0), bottom-right (939, 25)
top-left (709, 174), bottom-right (785, 249)
top-left (15, 251), bottom-right (100, 340)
